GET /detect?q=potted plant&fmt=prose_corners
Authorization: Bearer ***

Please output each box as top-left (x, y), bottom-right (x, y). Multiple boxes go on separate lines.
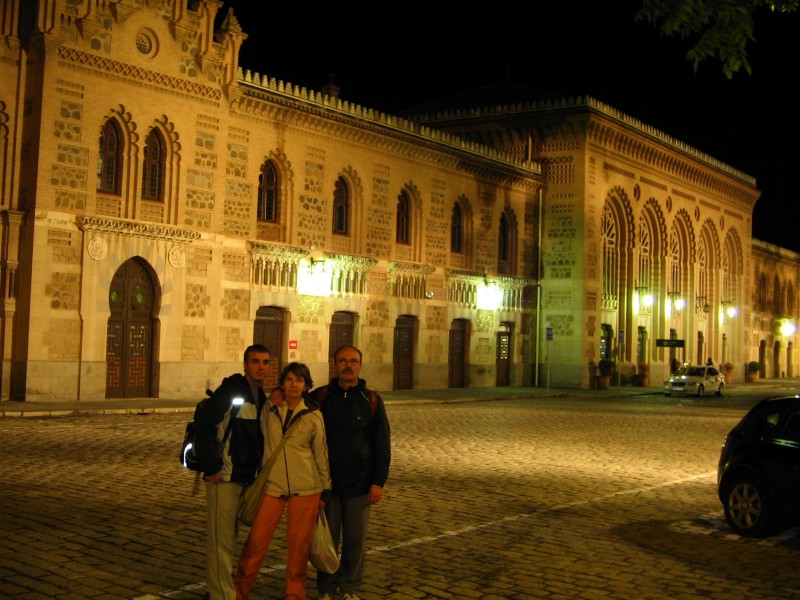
top-left (597, 359), bottom-right (615, 389)
top-left (746, 361), bottom-right (761, 383)
top-left (724, 361), bottom-right (735, 384)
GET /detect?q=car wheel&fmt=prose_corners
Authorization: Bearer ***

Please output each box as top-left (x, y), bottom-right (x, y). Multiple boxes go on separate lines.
top-left (663, 392), bottom-right (671, 396)
top-left (697, 385), bottom-right (705, 397)
top-left (717, 383), bottom-right (724, 396)
top-left (722, 476), bottom-right (772, 538)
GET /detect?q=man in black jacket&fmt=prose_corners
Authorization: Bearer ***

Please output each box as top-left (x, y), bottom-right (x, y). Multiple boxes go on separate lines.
top-left (312, 345), bottom-right (391, 600)
top-left (195, 344), bottom-right (270, 600)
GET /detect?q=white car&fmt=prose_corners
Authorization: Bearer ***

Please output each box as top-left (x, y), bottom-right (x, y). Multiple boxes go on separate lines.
top-left (664, 365), bottom-right (724, 397)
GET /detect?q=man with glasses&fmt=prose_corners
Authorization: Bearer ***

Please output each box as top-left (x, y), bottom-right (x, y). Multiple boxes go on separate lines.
top-left (313, 345), bottom-right (391, 600)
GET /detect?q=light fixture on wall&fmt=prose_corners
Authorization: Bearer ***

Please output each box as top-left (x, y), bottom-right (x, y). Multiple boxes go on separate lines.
top-left (721, 300), bottom-right (738, 319)
top-left (633, 285), bottom-right (653, 314)
top-left (667, 290), bottom-right (685, 312)
top-left (297, 256), bottom-right (330, 297)
top-left (476, 279), bottom-right (503, 310)
top-left (695, 295), bottom-right (710, 313)
top-left (779, 319), bottom-right (797, 337)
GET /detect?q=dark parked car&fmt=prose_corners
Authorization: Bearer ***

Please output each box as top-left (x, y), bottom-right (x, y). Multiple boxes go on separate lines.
top-left (717, 396), bottom-right (800, 537)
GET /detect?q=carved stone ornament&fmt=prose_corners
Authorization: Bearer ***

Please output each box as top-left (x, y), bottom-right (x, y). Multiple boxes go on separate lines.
top-left (168, 245), bottom-right (186, 268)
top-left (87, 237), bottom-right (108, 261)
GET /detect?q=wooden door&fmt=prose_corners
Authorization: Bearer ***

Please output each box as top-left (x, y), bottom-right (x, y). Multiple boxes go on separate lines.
top-left (448, 319), bottom-right (468, 387)
top-left (328, 311), bottom-right (356, 381)
top-left (253, 307), bottom-right (283, 390)
top-left (393, 315), bottom-right (415, 390)
top-left (106, 258), bottom-right (156, 398)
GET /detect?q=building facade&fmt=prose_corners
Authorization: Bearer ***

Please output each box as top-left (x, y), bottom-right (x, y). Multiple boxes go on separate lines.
top-left (0, 0), bottom-right (796, 402)
top-left (411, 96), bottom-right (772, 386)
top-left (0, 0), bottom-right (541, 401)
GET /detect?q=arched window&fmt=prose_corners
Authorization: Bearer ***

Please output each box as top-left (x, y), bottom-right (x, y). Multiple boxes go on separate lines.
top-left (258, 160), bottom-right (279, 222)
top-left (97, 119), bottom-right (122, 194)
top-left (396, 190), bottom-right (411, 244)
top-left (602, 205), bottom-right (619, 307)
top-left (637, 214), bottom-right (652, 289)
top-left (497, 209), bottom-right (517, 275)
top-left (668, 224), bottom-right (684, 299)
top-left (332, 176), bottom-right (349, 235)
top-left (758, 273), bottom-right (768, 312)
top-left (499, 213), bottom-right (509, 260)
top-left (451, 203), bottom-right (463, 253)
top-left (141, 128), bottom-right (165, 201)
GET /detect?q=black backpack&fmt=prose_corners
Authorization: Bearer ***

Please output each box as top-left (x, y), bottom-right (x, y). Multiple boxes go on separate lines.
top-left (180, 389), bottom-right (238, 472)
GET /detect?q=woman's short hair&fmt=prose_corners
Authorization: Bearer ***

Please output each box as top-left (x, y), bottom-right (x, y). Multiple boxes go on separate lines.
top-left (279, 362), bottom-right (313, 390)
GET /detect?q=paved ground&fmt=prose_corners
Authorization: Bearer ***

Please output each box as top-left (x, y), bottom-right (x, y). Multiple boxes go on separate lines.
top-left (0, 380), bottom-right (762, 418)
top-left (1, 381), bottom-right (798, 599)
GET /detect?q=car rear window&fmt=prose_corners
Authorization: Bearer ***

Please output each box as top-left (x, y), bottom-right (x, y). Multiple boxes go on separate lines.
top-left (782, 412), bottom-right (800, 438)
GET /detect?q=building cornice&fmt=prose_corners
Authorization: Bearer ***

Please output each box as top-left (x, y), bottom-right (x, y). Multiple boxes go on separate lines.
top-left (235, 69), bottom-right (542, 187)
top-left (79, 216), bottom-right (200, 242)
top-left (408, 95), bottom-right (756, 187)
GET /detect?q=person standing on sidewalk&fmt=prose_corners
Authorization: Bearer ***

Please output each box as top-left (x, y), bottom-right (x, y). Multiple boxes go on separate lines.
top-left (312, 345), bottom-right (391, 600)
top-left (234, 362), bottom-right (330, 599)
top-left (194, 344), bottom-right (271, 600)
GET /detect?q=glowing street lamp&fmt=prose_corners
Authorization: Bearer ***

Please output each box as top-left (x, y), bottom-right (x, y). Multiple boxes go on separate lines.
top-left (297, 258), bottom-right (331, 296)
top-left (477, 281), bottom-right (503, 310)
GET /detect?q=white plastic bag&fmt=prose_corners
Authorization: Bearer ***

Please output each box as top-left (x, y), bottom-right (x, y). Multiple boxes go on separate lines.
top-left (309, 511), bottom-right (340, 574)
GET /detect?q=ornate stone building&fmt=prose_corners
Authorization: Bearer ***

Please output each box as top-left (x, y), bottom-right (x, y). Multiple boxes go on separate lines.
top-left (0, 0), bottom-right (796, 402)
top-left (409, 94), bottom-right (771, 386)
top-left (750, 241), bottom-right (799, 380)
top-left (0, 0), bottom-right (540, 401)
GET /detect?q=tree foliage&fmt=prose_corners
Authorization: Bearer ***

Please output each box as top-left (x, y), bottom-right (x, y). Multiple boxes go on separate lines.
top-left (636, 0), bottom-right (799, 77)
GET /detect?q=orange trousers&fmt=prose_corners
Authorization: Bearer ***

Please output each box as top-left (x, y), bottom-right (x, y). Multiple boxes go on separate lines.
top-left (235, 493), bottom-right (320, 600)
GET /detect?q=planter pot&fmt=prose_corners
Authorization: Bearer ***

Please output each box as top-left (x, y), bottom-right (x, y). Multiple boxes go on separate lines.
top-left (636, 375), bottom-right (650, 387)
top-left (746, 372), bottom-right (759, 383)
top-left (724, 373), bottom-right (733, 384)
top-left (596, 375), bottom-right (611, 389)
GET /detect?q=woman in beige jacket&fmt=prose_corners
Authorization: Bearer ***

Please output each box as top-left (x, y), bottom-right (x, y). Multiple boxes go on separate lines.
top-left (235, 362), bottom-right (330, 599)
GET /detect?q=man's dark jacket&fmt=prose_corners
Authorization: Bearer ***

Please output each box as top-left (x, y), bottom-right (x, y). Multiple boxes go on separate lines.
top-left (194, 373), bottom-right (265, 484)
top-left (311, 377), bottom-right (391, 497)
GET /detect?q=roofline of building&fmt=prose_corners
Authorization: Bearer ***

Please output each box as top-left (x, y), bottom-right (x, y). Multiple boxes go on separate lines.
top-left (236, 68), bottom-right (543, 180)
top-left (752, 238), bottom-right (800, 261)
top-left (406, 95), bottom-right (756, 187)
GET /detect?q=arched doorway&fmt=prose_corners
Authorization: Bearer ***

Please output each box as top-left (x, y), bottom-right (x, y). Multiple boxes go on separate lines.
top-left (393, 315), bottom-right (416, 390)
top-left (253, 306), bottom-right (284, 390)
top-left (328, 311), bottom-right (356, 381)
top-left (448, 319), bottom-right (469, 388)
top-left (105, 257), bottom-right (159, 398)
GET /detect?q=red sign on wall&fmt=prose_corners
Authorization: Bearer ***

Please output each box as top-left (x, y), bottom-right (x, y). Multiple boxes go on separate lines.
top-left (289, 340), bottom-right (298, 349)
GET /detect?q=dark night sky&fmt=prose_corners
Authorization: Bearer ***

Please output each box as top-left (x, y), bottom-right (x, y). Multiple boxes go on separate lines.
top-left (217, 1), bottom-right (800, 253)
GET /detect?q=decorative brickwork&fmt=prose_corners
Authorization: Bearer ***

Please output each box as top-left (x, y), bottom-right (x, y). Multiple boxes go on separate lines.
top-left (181, 325), bottom-right (207, 362)
top-left (366, 300), bottom-right (390, 328)
top-left (185, 284), bottom-right (210, 318)
top-left (296, 296), bottom-right (325, 324)
top-left (221, 326), bottom-right (245, 362)
top-left (426, 306), bottom-right (446, 330)
top-left (46, 273), bottom-right (80, 310)
top-left (44, 318), bottom-right (80, 360)
top-left (222, 288), bottom-right (250, 320)
top-left (223, 252), bottom-right (249, 282)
